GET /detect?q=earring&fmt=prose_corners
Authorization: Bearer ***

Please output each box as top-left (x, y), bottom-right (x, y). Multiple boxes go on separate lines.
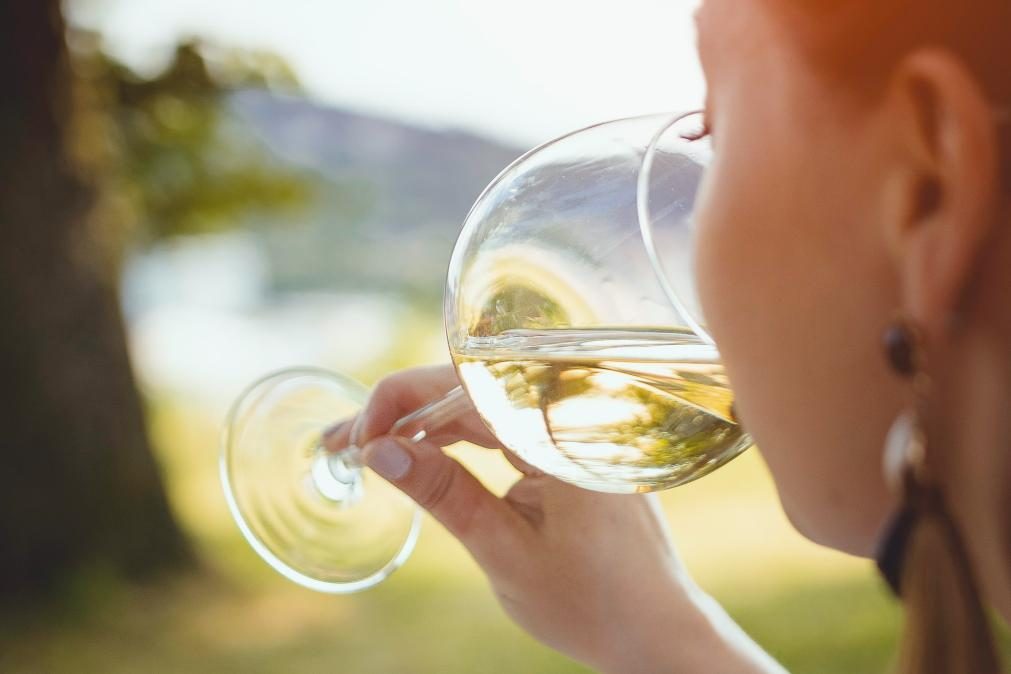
top-left (874, 317), bottom-right (1001, 673)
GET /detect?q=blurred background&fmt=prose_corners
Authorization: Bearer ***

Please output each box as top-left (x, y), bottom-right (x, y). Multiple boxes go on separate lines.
top-left (1, 1), bottom-right (909, 672)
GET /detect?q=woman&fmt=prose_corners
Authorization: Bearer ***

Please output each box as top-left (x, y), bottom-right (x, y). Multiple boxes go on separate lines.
top-left (328, 1), bottom-right (1011, 671)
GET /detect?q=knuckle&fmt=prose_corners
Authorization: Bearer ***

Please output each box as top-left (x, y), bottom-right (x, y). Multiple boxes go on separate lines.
top-left (416, 462), bottom-right (458, 513)
top-left (369, 368), bottom-right (426, 410)
top-left (370, 373), bottom-right (404, 404)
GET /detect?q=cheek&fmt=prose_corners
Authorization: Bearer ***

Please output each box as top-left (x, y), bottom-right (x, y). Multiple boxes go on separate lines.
top-left (694, 137), bottom-right (901, 555)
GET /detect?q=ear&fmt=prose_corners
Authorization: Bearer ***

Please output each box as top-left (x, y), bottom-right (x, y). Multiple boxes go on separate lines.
top-left (881, 49), bottom-right (1000, 343)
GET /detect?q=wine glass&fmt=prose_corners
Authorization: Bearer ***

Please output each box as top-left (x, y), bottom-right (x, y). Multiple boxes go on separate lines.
top-left (221, 111), bottom-right (750, 594)
top-left (638, 112), bottom-right (716, 345)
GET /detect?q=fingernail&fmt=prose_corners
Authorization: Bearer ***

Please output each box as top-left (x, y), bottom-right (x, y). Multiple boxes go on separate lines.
top-left (349, 411), bottom-right (366, 447)
top-left (323, 420), bottom-right (349, 440)
top-left (365, 437), bottom-right (412, 481)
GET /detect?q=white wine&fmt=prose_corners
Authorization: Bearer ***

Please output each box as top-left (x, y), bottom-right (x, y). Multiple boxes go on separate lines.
top-left (453, 328), bottom-right (751, 493)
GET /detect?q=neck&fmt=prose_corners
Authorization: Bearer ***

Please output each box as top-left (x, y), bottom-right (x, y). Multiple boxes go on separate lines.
top-left (934, 324), bottom-right (1011, 623)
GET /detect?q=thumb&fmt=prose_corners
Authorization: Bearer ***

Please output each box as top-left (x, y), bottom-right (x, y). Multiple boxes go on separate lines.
top-left (361, 435), bottom-right (523, 570)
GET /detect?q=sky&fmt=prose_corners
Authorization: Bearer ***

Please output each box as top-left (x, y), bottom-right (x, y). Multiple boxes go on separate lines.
top-left (69, 0), bottom-right (705, 147)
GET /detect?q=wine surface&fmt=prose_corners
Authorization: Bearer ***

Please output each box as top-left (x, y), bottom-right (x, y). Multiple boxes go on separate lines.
top-left (453, 328), bottom-right (751, 493)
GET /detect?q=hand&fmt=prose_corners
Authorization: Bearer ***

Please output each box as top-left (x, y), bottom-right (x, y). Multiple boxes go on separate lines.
top-left (324, 365), bottom-right (783, 674)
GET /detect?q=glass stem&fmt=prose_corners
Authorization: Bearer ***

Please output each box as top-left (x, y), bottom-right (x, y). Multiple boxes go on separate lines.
top-left (339, 386), bottom-right (472, 471)
top-left (390, 385), bottom-right (471, 443)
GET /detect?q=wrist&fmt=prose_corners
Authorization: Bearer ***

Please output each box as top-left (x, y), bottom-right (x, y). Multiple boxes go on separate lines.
top-left (593, 577), bottom-right (784, 674)
top-left (588, 575), bottom-right (709, 674)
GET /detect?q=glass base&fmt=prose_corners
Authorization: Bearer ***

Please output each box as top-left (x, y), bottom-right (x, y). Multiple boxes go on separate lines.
top-left (221, 368), bottom-right (421, 593)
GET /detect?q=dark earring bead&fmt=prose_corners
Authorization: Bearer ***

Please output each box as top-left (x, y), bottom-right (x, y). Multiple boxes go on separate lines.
top-left (884, 322), bottom-right (917, 377)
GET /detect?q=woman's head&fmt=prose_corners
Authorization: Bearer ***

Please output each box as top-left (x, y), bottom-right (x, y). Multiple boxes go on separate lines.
top-left (692, 0), bottom-right (1011, 555)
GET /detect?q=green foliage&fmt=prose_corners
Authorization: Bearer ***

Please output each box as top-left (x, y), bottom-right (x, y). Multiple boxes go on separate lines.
top-left (70, 35), bottom-right (315, 248)
top-left (472, 283), bottom-right (571, 336)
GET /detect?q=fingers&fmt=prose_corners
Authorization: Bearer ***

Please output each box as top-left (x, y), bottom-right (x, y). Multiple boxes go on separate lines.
top-left (362, 434), bottom-right (523, 571)
top-left (501, 450), bottom-right (544, 477)
top-left (322, 418), bottom-right (354, 452)
top-left (322, 365), bottom-right (501, 455)
top-left (357, 365), bottom-right (461, 445)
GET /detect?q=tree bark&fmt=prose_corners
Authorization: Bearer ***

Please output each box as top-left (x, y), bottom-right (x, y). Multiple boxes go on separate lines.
top-left (0, 1), bottom-right (190, 600)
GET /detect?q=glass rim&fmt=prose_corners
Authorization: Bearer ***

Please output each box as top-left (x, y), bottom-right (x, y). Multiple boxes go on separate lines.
top-left (447, 109), bottom-right (712, 346)
top-left (636, 109), bottom-right (715, 345)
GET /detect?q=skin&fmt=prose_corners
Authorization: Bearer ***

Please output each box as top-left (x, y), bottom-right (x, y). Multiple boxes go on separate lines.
top-left (692, 0), bottom-right (904, 554)
top-left (694, 0), bottom-right (1011, 614)
top-left (326, 0), bottom-right (1011, 669)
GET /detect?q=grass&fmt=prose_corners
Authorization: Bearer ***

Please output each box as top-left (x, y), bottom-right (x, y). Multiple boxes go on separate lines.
top-left (0, 564), bottom-right (900, 674)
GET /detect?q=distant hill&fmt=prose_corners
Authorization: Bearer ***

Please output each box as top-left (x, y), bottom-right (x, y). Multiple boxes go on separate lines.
top-left (228, 89), bottom-right (523, 300)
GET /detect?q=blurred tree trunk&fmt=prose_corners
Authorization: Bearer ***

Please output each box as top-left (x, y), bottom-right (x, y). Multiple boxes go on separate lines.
top-left (0, 1), bottom-right (190, 601)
